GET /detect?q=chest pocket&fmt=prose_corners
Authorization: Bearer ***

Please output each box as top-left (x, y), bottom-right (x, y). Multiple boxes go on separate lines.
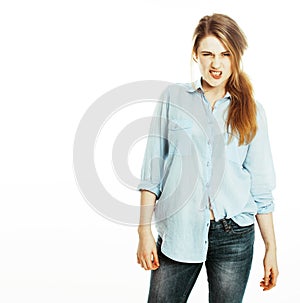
top-left (168, 119), bottom-right (193, 156)
top-left (225, 134), bottom-right (249, 165)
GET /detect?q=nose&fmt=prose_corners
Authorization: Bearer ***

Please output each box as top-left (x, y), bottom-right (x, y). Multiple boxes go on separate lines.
top-left (211, 56), bottom-right (221, 69)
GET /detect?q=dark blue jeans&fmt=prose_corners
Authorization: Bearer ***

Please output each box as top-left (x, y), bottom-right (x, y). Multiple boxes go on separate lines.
top-left (148, 219), bottom-right (254, 303)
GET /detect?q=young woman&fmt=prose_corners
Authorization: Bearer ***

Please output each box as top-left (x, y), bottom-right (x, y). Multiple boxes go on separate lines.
top-left (136, 13), bottom-right (278, 303)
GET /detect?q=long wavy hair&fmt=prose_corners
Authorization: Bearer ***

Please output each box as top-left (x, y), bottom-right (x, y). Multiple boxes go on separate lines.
top-left (192, 13), bottom-right (257, 145)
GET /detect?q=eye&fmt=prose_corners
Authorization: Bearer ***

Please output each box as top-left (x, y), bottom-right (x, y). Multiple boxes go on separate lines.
top-left (222, 52), bottom-right (231, 57)
top-left (201, 52), bottom-right (213, 57)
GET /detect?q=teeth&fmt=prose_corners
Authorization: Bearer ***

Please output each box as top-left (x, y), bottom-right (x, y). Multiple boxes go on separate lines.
top-left (211, 71), bottom-right (221, 76)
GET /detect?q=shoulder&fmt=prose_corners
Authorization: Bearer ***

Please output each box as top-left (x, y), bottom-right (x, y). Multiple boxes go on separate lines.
top-left (254, 101), bottom-right (269, 129)
top-left (161, 82), bottom-right (195, 99)
top-left (255, 101), bottom-right (267, 118)
top-left (171, 82), bottom-right (196, 92)
top-left (255, 100), bottom-right (265, 111)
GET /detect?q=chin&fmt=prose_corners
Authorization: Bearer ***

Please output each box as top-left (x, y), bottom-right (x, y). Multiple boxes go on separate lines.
top-left (206, 76), bottom-right (229, 88)
top-left (204, 78), bottom-right (221, 87)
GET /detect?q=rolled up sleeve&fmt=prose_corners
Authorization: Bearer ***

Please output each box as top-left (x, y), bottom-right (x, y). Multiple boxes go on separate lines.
top-left (242, 103), bottom-right (276, 214)
top-left (137, 88), bottom-right (170, 199)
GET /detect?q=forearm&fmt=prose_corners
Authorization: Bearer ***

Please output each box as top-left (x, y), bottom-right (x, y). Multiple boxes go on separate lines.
top-left (255, 212), bottom-right (277, 251)
top-left (256, 212), bottom-right (279, 290)
top-left (138, 190), bottom-right (157, 234)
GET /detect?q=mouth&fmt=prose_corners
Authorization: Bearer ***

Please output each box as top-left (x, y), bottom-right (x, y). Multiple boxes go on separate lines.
top-left (210, 70), bottom-right (222, 79)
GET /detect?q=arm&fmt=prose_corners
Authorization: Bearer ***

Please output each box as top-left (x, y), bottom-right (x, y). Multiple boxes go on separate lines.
top-left (243, 103), bottom-right (278, 290)
top-left (256, 213), bottom-right (279, 291)
top-left (136, 190), bottom-right (160, 270)
top-left (136, 88), bottom-right (170, 270)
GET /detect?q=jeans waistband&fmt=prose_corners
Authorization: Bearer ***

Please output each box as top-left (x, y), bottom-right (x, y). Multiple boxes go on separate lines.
top-left (210, 218), bottom-right (233, 232)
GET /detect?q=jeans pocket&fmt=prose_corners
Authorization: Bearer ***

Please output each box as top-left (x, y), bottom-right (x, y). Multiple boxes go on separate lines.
top-left (231, 221), bottom-right (254, 235)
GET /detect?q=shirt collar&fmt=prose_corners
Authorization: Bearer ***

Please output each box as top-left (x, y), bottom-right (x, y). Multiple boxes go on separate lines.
top-left (186, 78), bottom-right (231, 99)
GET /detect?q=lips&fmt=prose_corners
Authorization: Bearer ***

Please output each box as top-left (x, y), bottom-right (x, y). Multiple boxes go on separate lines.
top-left (210, 70), bottom-right (222, 80)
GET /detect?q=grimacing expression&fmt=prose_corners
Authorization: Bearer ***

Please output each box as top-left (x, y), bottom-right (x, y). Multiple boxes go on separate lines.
top-left (195, 35), bottom-right (232, 89)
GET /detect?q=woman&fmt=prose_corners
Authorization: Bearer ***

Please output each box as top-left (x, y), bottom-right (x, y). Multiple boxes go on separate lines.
top-left (136, 13), bottom-right (278, 303)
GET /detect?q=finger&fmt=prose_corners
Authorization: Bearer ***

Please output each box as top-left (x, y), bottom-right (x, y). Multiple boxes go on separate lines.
top-left (141, 259), bottom-right (149, 270)
top-left (260, 273), bottom-right (277, 291)
top-left (145, 256), bottom-right (154, 270)
top-left (141, 254), bottom-right (153, 270)
top-left (261, 283), bottom-right (274, 291)
top-left (138, 257), bottom-right (144, 268)
top-left (267, 270), bottom-right (278, 290)
top-left (260, 282), bottom-right (270, 291)
top-left (260, 282), bottom-right (272, 291)
top-left (271, 268), bottom-right (279, 286)
top-left (152, 249), bottom-right (160, 267)
top-left (264, 268), bottom-right (271, 287)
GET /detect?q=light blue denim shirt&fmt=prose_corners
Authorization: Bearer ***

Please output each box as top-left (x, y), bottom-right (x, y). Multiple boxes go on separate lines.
top-left (137, 79), bottom-right (276, 262)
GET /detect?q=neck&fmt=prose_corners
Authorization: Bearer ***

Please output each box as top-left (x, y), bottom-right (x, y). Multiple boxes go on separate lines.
top-left (201, 79), bottom-right (226, 107)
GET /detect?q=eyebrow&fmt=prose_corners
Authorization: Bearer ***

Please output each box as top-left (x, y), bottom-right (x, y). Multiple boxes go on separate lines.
top-left (200, 50), bottom-right (230, 55)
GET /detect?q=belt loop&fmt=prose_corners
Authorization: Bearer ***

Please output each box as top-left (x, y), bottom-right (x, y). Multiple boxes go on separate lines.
top-left (220, 218), bottom-right (231, 232)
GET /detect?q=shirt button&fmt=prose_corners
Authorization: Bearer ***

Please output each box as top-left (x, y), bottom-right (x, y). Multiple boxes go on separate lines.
top-left (206, 161), bottom-right (210, 167)
top-left (207, 140), bottom-right (211, 145)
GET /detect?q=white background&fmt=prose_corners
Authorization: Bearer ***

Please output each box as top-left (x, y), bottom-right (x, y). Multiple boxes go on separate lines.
top-left (0, 0), bottom-right (298, 302)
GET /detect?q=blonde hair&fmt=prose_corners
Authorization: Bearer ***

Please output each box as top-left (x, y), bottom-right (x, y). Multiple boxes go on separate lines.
top-left (192, 13), bottom-right (257, 145)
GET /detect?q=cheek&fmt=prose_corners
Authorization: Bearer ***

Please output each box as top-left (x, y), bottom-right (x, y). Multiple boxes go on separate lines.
top-left (199, 60), bottom-right (210, 72)
top-left (225, 61), bottom-right (232, 74)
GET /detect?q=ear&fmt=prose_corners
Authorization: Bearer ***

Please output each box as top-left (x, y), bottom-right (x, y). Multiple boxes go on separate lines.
top-left (192, 51), bottom-right (198, 63)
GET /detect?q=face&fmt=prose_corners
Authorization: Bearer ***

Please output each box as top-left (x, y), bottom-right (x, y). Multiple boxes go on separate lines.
top-left (195, 35), bottom-right (232, 90)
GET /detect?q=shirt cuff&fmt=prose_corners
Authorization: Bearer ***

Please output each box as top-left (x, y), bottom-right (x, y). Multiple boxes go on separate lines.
top-left (137, 181), bottom-right (161, 199)
top-left (256, 201), bottom-right (275, 214)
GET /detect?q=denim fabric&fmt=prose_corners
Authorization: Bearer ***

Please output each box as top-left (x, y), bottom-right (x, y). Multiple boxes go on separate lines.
top-left (137, 79), bottom-right (275, 262)
top-left (148, 219), bottom-right (254, 303)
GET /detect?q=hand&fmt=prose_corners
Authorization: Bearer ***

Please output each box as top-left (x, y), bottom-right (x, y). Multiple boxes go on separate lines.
top-left (260, 249), bottom-right (279, 291)
top-left (137, 230), bottom-right (160, 271)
